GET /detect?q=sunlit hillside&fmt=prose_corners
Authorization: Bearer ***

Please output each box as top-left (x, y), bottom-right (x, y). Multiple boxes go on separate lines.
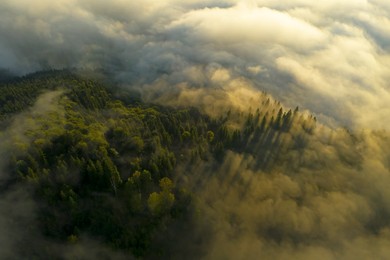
top-left (1, 71), bottom-right (390, 259)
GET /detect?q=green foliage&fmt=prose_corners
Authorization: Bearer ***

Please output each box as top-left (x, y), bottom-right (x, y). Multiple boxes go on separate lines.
top-left (148, 177), bottom-right (175, 216)
top-left (1, 70), bottom-right (221, 257)
top-left (207, 130), bottom-right (215, 143)
top-left (1, 70), bottom-right (319, 258)
top-left (148, 191), bottom-right (175, 216)
top-left (159, 177), bottom-right (173, 191)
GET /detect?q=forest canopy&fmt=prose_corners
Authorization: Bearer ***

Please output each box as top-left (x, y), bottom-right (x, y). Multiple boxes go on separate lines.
top-left (1, 70), bottom-right (390, 259)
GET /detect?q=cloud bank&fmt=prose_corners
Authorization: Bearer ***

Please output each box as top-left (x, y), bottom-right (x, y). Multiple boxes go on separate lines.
top-left (1, 0), bottom-right (390, 129)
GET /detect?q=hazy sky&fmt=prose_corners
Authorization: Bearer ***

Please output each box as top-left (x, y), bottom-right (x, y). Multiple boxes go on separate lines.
top-left (1, 0), bottom-right (390, 128)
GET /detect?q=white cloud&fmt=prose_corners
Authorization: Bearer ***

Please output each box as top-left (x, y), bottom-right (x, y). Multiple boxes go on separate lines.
top-left (169, 6), bottom-right (327, 50)
top-left (1, 0), bottom-right (390, 129)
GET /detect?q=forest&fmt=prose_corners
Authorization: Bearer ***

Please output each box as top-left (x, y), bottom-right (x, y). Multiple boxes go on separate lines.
top-left (1, 70), bottom-right (389, 259)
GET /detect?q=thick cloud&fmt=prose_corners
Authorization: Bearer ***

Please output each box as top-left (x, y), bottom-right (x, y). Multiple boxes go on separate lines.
top-left (1, 0), bottom-right (390, 128)
top-left (0, 2), bottom-right (385, 126)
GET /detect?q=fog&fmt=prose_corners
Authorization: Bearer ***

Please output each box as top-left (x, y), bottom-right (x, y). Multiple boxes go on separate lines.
top-left (1, 0), bottom-right (390, 128)
top-left (177, 123), bottom-right (390, 259)
top-left (1, 1), bottom-right (390, 259)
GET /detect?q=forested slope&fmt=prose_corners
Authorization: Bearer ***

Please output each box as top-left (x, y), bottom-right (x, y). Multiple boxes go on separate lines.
top-left (0, 70), bottom-right (363, 259)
